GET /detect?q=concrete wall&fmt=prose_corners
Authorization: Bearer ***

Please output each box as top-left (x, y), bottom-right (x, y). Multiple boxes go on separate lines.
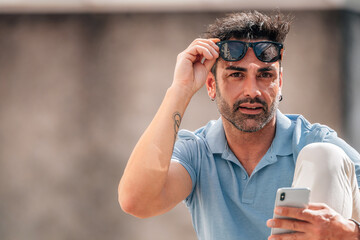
top-left (344, 11), bottom-right (360, 150)
top-left (0, 11), bottom-right (350, 240)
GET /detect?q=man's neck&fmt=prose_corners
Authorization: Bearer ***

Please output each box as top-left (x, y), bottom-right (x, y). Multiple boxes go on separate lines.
top-left (222, 115), bottom-right (277, 176)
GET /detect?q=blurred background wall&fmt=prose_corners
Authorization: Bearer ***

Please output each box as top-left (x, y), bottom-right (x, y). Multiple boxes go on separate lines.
top-left (0, 1), bottom-right (359, 239)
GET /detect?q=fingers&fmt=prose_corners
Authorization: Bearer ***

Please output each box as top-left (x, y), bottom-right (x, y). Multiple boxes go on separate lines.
top-left (268, 231), bottom-right (306, 240)
top-left (175, 38), bottom-right (220, 76)
top-left (268, 204), bottom-right (346, 239)
top-left (307, 202), bottom-right (328, 210)
top-left (189, 38), bottom-right (220, 52)
top-left (185, 38), bottom-right (220, 64)
top-left (172, 38), bottom-right (221, 95)
top-left (273, 207), bottom-right (313, 222)
top-left (267, 218), bottom-right (309, 233)
top-left (187, 45), bottom-right (215, 61)
top-left (208, 38), bottom-right (221, 43)
top-left (273, 203), bottom-right (335, 225)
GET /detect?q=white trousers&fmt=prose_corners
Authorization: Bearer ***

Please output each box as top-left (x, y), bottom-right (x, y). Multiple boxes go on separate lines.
top-left (292, 142), bottom-right (360, 221)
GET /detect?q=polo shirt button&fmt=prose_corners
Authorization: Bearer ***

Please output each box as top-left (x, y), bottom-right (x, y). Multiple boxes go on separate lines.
top-left (242, 174), bottom-right (247, 180)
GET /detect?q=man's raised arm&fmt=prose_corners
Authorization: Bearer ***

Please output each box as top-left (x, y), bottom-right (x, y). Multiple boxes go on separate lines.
top-left (118, 38), bottom-right (219, 218)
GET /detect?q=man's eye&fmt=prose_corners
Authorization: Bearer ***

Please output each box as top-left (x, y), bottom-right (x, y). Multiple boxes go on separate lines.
top-left (229, 72), bottom-right (243, 78)
top-left (259, 72), bottom-right (273, 78)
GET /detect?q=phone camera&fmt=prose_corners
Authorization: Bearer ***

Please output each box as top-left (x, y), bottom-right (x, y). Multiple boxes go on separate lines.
top-left (280, 192), bottom-right (286, 201)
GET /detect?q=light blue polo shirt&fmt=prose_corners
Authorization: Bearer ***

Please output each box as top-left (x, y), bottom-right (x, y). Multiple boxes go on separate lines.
top-left (171, 110), bottom-right (360, 240)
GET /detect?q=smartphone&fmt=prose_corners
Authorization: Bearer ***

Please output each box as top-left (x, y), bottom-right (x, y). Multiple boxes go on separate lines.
top-left (271, 187), bottom-right (311, 235)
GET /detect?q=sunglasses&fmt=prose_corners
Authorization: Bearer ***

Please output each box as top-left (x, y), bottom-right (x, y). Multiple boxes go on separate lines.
top-left (216, 40), bottom-right (283, 62)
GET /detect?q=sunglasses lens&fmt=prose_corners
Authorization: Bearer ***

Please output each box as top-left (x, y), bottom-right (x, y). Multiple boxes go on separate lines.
top-left (218, 41), bottom-right (282, 62)
top-left (220, 42), bottom-right (246, 61)
top-left (254, 42), bottom-right (281, 62)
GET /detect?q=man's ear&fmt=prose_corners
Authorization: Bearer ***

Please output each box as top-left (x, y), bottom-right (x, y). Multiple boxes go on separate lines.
top-left (206, 71), bottom-right (216, 100)
top-left (279, 67), bottom-right (283, 93)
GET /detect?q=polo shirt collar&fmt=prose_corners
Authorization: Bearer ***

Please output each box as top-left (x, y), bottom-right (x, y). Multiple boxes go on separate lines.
top-left (271, 110), bottom-right (294, 156)
top-left (205, 118), bottom-right (227, 154)
top-left (205, 110), bottom-right (294, 157)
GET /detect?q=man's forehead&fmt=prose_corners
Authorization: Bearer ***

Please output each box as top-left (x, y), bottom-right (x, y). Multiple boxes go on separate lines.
top-left (218, 58), bottom-right (278, 69)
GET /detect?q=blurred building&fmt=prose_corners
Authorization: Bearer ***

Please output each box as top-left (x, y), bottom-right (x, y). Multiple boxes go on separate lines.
top-left (0, 1), bottom-right (359, 240)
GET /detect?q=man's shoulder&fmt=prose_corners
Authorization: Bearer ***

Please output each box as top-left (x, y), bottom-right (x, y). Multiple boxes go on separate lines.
top-left (178, 119), bottom-right (220, 141)
top-left (176, 118), bottom-right (225, 155)
top-left (284, 113), bottom-right (335, 136)
top-left (283, 113), bottom-right (342, 151)
top-left (276, 112), bottom-right (344, 161)
top-left (283, 112), bottom-right (360, 163)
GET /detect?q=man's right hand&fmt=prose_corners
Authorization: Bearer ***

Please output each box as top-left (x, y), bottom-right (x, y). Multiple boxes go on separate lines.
top-left (172, 38), bottom-right (220, 98)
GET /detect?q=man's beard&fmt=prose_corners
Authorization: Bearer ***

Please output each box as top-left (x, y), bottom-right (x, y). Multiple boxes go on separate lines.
top-left (216, 91), bottom-right (279, 133)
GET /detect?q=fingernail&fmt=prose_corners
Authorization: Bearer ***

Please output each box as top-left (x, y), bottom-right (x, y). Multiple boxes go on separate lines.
top-left (275, 207), bottom-right (282, 214)
top-left (268, 220), bottom-right (275, 227)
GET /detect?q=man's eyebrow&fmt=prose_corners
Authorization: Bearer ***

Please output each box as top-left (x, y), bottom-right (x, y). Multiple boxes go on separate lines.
top-left (225, 66), bottom-right (247, 72)
top-left (225, 66), bottom-right (277, 72)
top-left (258, 66), bottom-right (276, 72)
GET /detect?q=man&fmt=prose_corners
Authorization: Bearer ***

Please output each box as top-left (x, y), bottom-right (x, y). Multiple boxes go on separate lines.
top-left (118, 11), bottom-right (360, 239)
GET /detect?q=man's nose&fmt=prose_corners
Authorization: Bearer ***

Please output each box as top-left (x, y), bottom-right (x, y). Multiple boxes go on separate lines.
top-left (242, 75), bottom-right (261, 99)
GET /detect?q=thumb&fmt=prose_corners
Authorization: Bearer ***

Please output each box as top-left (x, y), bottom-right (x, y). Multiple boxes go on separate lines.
top-left (203, 57), bottom-right (217, 73)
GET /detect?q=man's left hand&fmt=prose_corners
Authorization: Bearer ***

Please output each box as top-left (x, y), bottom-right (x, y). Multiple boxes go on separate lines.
top-left (266, 203), bottom-right (359, 240)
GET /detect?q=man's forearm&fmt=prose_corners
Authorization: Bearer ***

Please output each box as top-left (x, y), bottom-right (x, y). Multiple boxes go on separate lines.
top-left (118, 86), bottom-right (191, 217)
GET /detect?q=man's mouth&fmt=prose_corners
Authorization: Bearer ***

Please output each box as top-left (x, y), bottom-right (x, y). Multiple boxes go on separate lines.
top-left (238, 108), bottom-right (263, 115)
top-left (233, 97), bottom-right (267, 115)
top-left (237, 104), bottom-right (264, 114)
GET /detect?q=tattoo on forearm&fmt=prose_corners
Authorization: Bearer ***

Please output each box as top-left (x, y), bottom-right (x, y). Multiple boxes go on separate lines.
top-left (173, 112), bottom-right (182, 141)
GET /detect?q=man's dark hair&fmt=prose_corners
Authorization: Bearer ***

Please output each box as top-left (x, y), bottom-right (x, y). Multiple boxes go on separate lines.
top-left (203, 11), bottom-right (291, 43)
top-left (203, 11), bottom-right (292, 76)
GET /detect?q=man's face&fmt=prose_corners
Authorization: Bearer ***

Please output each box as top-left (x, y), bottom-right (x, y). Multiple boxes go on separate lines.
top-left (211, 39), bottom-right (282, 133)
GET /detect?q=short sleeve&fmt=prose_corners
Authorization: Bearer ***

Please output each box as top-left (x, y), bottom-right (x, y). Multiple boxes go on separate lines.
top-left (171, 137), bottom-right (199, 204)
